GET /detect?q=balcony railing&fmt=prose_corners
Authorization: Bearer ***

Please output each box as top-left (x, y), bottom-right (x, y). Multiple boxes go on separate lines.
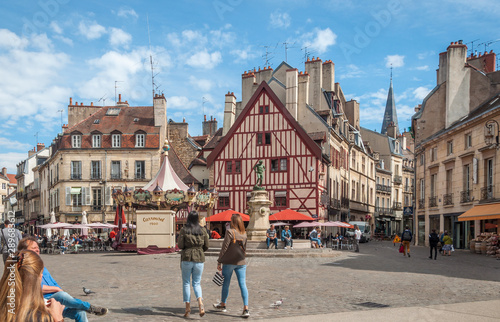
top-left (376, 184), bottom-right (392, 193)
top-left (460, 190), bottom-right (472, 203)
top-left (341, 197), bottom-right (350, 208)
top-left (392, 202), bottom-right (402, 210)
top-left (92, 205), bottom-right (102, 211)
top-left (375, 207), bottom-right (394, 215)
top-left (90, 173), bottom-right (101, 180)
top-left (429, 196), bottom-right (437, 207)
top-left (481, 185), bottom-right (494, 201)
top-left (443, 193), bottom-right (453, 206)
top-left (71, 174), bottom-right (82, 180)
top-left (330, 199), bottom-right (340, 209)
top-left (418, 198), bottom-right (425, 209)
top-left (393, 175), bottom-right (402, 185)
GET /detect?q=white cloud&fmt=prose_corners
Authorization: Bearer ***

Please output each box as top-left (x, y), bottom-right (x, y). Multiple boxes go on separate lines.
top-left (302, 28), bottom-right (337, 54)
top-left (417, 51), bottom-right (435, 60)
top-left (168, 96), bottom-right (199, 110)
top-left (385, 55), bottom-right (405, 68)
top-left (79, 48), bottom-right (152, 101)
top-left (189, 76), bottom-right (213, 92)
top-left (78, 21), bottom-right (107, 40)
top-left (339, 64), bottom-right (364, 80)
top-left (54, 35), bottom-right (73, 46)
top-left (0, 29), bottom-right (28, 49)
top-left (415, 65), bottom-right (429, 71)
top-left (50, 22), bottom-right (63, 34)
top-left (186, 50), bottom-right (222, 69)
top-left (0, 31), bottom-right (71, 122)
top-left (270, 12), bottom-right (291, 29)
top-left (413, 86), bottom-right (431, 100)
top-left (230, 46), bottom-right (257, 63)
top-left (109, 28), bottom-right (132, 48)
top-left (116, 8), bottom-right (138, 19)
top-left (0, 152), bottom-right (29, 174)
top-left (0, 138), bottom-right (32, 151)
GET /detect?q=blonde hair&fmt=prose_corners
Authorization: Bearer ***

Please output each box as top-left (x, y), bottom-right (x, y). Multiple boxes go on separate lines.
top-left (0, 250), bottom-right (52, 322)
top-left (230, 213), bottom-right (246, 234)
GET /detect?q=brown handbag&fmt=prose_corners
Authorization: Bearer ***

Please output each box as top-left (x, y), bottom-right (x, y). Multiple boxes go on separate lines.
top-left (219, 229), bottom-right (245, 264)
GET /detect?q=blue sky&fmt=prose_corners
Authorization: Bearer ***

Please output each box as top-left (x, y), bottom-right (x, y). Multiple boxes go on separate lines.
top-left (1, 0), bottom-right (499, 173)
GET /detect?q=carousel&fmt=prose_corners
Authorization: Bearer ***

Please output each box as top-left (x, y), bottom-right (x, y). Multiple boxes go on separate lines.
top-left (111, 139), bottom-right (218, 254)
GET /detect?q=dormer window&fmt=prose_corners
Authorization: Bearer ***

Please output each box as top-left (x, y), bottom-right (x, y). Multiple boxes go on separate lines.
top-left (135, 133), bottom-right (145, 148)
top-left (112, 133), bottom-right (121, 148)
top-left (72, 134), bottom-right (81, 148)
top-left (92, 134), bottom-right (101, 148)
top-left (395, 141), bottom-right (399, 153)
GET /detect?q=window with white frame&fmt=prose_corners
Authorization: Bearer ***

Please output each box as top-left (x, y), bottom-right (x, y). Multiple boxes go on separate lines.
top-left (72, 134), bottom-right (81, 148)
top-left (112, 134), bottom-right (121, 148)
top-left (135, 133), bottom-right (145, 147)
top-left (92, 134), bottom-right (101, 148)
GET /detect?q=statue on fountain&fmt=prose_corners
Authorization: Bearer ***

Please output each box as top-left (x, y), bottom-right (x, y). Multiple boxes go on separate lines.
top-left (253, 160), bottom-right (265, 190)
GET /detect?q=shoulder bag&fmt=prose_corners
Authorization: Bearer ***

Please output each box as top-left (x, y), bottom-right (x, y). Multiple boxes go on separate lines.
top-left (219, 229), bottom-right (245, 264)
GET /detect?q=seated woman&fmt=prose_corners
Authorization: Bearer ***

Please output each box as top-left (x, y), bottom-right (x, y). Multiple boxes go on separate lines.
top-left (0, 250), bottom-right (65, 322)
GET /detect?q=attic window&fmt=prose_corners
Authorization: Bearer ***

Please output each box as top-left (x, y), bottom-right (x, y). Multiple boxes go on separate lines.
top-left (134, 118), bottom-right (139, 122)
top-left (106, 108), bottom-right (121, 116)
top-left (93, 119), bottom-right (100, 124)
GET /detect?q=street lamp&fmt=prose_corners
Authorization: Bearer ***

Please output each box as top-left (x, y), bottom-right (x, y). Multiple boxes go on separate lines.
top-left (484, 120), bottom-right (499, 148)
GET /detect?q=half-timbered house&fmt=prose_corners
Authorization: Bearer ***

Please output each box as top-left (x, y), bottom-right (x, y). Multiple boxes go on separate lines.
top-left (207, 82), bottom-right (329, 218)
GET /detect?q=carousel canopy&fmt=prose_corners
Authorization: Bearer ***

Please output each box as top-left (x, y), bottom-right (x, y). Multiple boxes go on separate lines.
top-left (143, 148), bottom-right (188, 192)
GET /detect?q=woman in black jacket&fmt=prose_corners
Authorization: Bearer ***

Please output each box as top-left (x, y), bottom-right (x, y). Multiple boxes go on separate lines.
top-left (178, 211), bottom-right (209, 317)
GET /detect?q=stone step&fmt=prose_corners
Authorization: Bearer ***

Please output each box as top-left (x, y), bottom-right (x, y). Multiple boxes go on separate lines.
top-left (205, 248), bottom-right (342, 258)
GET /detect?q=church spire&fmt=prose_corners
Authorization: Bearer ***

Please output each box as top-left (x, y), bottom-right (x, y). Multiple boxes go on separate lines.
top-left (381, 67), bottom-right (399, 135)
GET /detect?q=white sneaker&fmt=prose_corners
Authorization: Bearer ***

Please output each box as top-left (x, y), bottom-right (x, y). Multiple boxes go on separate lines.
top-left (284, 246), bottom-right (287, 250)
top-left (241, 309), bottom-right (250, 318)
top-left (291, 247), bottom-right (293, 250)
top-left (213, 302), bottom-right (227, 312)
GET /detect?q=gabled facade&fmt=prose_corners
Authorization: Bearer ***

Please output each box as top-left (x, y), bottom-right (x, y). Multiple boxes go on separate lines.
top-left (207, 82), bottom-right (327, 218)
top-left (1, 167), bottom-right (17, 222)
top-left (412, 41), bottom-right (500, 247)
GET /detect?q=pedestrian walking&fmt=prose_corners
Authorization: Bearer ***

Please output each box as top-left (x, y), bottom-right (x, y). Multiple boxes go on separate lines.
top-left (214, 213), bottom-right (250, 318)
top-left (178, 211), bottom-right (209, 318)
top-left (401, 226), bottom-right (412, 257)
top-left (429, 229), bottom-right (439, 260)
top-left (354, 225), bottom-right (361, 252)
top-left (1, 220), bottom-right (23, 263)
top-left (438, 231), bottom-right (445, 254)
top-left (442, 232), bottom-right (453, 256)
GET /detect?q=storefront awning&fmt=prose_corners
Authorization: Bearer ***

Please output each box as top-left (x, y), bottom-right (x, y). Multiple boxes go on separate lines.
top-left (458, 203), bottom-right (500, 221)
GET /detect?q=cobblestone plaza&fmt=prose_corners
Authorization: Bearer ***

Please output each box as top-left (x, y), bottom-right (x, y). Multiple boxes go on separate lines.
top-left (7, 241), bottom-right (500, 321)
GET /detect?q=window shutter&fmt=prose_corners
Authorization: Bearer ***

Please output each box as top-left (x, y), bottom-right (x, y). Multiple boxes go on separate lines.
top-left (105, 186), bottom-right (112, 205)
top-left (65, 187), bottom-right (71, 205)
top-left (85, 187), bottom-right (91, 205)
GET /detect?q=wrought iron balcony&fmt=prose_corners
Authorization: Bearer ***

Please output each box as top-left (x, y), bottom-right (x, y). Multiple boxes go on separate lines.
top-left (91, 173), bottom-right (101, 180)
top-left (392, 202), bottom-right (402, 210)
top-left (418, 198), bottom-right (425, 209)
top-left (110, 173), bottom-right (121, 180)
top-left (135, 173), bottom-right (146, 179)
top-left (481, 185), bottom-right (494, 201)
top-left (375, 206), bottom-right (394, 215)
top-left (429, 196), bottom-right (437, 207)
top-left (460, 190), bottom-right (472, 203)
top-left (71, 174), bottom-right (82, 180)
top-left (341, 197), bottom-right (350, 208)
top-left (330, 199), bottom-right (341, 209)
top-left (376, 184), bottom-right (392, 193)
top-left (443, 193), bottom-right (453, 206)
top-left (393, 175), bottom-right (402, 185)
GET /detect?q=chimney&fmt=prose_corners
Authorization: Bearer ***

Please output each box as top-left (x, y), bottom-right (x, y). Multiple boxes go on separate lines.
top-left (241, 71), bottom-right (256, 108)
top-left (322, 60), bottom-right (335, 92)
top-left (2, 167), bottom-right (6, 176)
top-left (344, 100), bottom-right (360, 130)
top-left (36, 143), bottom-right (45, 152)
top-left (445, 41), bottom-right (469, 128)
top-left (297, 72), bottom-right (310, 120)
top-left (286, 68), bottom-right (298, 119)
top-left (223, 92), bottom-right (236, 136)
top-left (69, 97), bottom-right (73, 105)
top-left (387, 123), bottom-right (397, 138)
top-left (305, 57), bottom-right (322, 110)
top-left (116, 94), bottom-right (129, 107)
top-left (153, 93), bottom-right (167, 145)
top-left (203, 115), bottom-right (218, 136)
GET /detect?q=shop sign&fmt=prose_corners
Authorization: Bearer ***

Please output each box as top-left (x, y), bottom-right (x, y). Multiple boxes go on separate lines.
top-left (403, 207), bottom-right (413, 215)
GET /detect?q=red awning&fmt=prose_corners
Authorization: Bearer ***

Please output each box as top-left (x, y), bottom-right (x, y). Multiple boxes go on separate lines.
top-left (269, 209), bottom-right (314, 221)
top-left (206, 210), bottom-right (249, 222)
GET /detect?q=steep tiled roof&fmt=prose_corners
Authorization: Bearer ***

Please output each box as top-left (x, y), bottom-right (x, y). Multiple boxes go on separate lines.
top-left (7, 174), bottom-right (17, 184)
top-left (168, 145), bottom-right (200, 185)
top-left (66, 105), bottom-right (159, 135)
top-left (203, 128), bottom-right (223, 150)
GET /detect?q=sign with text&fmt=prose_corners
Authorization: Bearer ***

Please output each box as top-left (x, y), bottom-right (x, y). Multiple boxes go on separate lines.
top-left (136, 210), bottom-right (175, 248)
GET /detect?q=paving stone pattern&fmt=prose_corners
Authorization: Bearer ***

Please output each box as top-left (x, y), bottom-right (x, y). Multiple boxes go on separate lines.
top-left (7, 241), bottom-right (499, 321)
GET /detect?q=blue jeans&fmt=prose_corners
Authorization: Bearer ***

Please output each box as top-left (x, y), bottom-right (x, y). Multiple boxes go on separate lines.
top-left (266, 237), bottom-right (278, 248)
top-left (282, 238), bottom-right (293, 247)
top-left (310, 238), bottom-right (322, 246)
top-left (46, 291), bottom-right (90, 322)
top-left (181, 261), bottom-right (204, 303)
top-left (221, 264), bottom-right (248, 306)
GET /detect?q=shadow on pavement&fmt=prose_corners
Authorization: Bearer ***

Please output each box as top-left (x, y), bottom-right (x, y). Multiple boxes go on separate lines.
top-left (321, 241), bottom-right (500, 282)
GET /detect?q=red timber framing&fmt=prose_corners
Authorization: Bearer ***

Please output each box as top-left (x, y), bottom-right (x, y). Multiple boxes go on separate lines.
top-left (207, 81), bottom-right (327, 218)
